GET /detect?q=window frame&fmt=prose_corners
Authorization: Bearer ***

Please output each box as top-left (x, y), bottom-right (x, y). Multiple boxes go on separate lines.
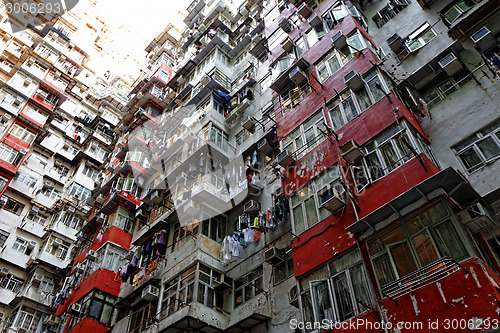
top-left (234, 265), bottom-right (264, 308)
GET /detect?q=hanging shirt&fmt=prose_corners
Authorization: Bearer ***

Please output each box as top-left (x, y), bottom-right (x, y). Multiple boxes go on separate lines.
top-left (243, 228), bottom-right (254, 243)
top-left (232, 241), bottom-right (244, 259)
top-left (222, 236), bottom-right (233, 262)
top-left (254, 230), bottom-right (261, 242)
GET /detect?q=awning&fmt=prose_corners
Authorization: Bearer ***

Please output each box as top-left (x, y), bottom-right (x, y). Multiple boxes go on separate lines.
top-left (347, 167), bottom-right (481, 236)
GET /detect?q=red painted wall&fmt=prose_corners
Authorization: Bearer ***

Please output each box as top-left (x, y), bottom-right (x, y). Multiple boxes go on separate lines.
top-left (64, 316), bottom-right (109, 333)
top-left (380, 258), bottom-right (500, 332)
top-left (292, 155), bottom-right (440, 277)
top-left (56, 269), bottom-right (121, 316)
top-left (72, 226), bottom-right (132, 268)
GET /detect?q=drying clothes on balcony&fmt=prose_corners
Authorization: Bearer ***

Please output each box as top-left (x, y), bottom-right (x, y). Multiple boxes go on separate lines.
top-left (243, 227), bottom-right (255, 243)
top-left (222, 236), bottom-right (232, 263)
top-left (254, 230), bottom-right (261, 242)
top-left (251, 150), bottom-right (258, 167)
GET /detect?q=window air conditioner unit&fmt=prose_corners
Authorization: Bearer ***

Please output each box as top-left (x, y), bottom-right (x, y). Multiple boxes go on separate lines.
top-left (85, 250), bottom-right (97, 261)
top-left (438, 53), bottom-right (462, 76)
top-left (54, 238), bottom-right (63, 245)
top-left (141, 285), bottom-right (159, 301)
top-left (63, 141), bottom-right (71, 149)
top-left (242, 116), bottom-right (256, 131)
top-left (135, 208), bottom-right (147, 219)
top-left (343, 70), bottom-right (364, 91)
top-left (281, 38), bottom-right (295, 53)
top-left (0, 267), bottom-right (9, 275)
top-left (68, 206), bottom-right (76, 213)
top-left (43, 180), bottom-right (53, 189)
top-left (33, 274), bottom-right (43, 282)
top-left (471, 27), bottom-right (497, 53)
top-left (264, 247), bottom-right (284, 265)
top-left (274, 187), bottom-right (283, 198)
top-left (257, 138), bottom-right (273, 155)
top-left (332, 31), bottom-right (348, 50)
top-left (54, 159), bottom-right (62, 167)
top-left (289, 66), bottom-right (307, 85)
top-left (200, 75), bottom-right (210, 86)
top-left (278, 17), bottom-right (292, 33)
top-left (319, 182), bottom-right (347, 213)
top-left (307, 14), bottom-right (323, 28)
top-left (340, 140), bottom-right (363, 164)
top-left (277, 150), bottom-right (295, 167)
top-left (69, 303), bottom-right (81, 313)
top-left (214, 274), bottom-right (233, 292)
top-left (97, 213), bottom-right (106, 222)
top-left (244, 200), bottom-right (260, 213)
top-left (2, 113), bottom-right (11, 121)
top-left (463, 203), bottom-right (496, 233)
top-left (150, 190), bottom-right (162, 204)
top-left (29, 240), bottom-right (37, 247)
top-left (289, 285), bottom-right (299, 307)
top-left (96, 194), bottom-right (106, 204)
top-left (297, 3), bottom-right (313, 18)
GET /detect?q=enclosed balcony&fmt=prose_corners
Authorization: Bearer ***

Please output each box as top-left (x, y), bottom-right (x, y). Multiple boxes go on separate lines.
top-left (31, 86), bottom-right (61, 112)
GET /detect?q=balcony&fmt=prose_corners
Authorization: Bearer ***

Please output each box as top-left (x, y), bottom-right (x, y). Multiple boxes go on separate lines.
top-left (31, 88), bottom-right (60, 112)
top-left (4, 41), bottom-right (24, 59)
top-left (381, 257), bottom-right (500, 329)
top-left (118, 258), bottom-right (164, 299)
top-left (0, 90), bottom-right (25, 115)
top-left (15, 285), bottom-right (52, 307)
top-left (18, 218), bottom-right (46, 238)
top-left (19, 104), bottom-right (50, 128)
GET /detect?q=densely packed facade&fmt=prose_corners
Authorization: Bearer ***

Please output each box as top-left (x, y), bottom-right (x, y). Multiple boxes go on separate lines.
top-left (1, 0), bottom-right (500, 332)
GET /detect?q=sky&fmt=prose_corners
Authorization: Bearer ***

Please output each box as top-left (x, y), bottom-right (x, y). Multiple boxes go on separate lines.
top-left (96, 0), bottom-right (187, 41)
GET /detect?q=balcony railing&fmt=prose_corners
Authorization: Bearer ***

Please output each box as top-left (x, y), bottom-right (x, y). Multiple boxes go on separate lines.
top-left (382, 257), bottom-right (466, 298)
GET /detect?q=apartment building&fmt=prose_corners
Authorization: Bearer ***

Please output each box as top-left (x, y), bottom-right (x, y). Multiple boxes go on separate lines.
top-left (0, 3), bottom-right (138, 333)
top-left (1, 0), bottom-right (500, 333)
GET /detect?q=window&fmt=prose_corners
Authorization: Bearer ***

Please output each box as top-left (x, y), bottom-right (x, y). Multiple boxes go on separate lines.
top-left (278, 82), bottom-right (312, 114)
top-left (360, 123), bottom-right (418, 183)
top-left (41, 187), bottom-right (63, 200)
top-left (442, 0), bottom-right (474, 25)
top-left (161, 263), bottom-right (223, 318)
top-left (204, 124), bottom-right (228, 151)
top-left (453, 119), bottom-right (500, 173)
top-left (67, 183), bottom-right (92, 202)
top-left (78, 291), bottom-right (115, 326)
top-left (274, 249), bottom-right (294, 284)
top-left (12, 237), bottom-right (33, 255)
top-left (13, 307), bottom-right (37, 331)
top-left (2, 196), bottom-right (25, 215)
top-left (0, 143), bottom-right (24, 166)
top-left (299, 250), bottom-right (372, 329)
top-left (368, 201), bottom-right (468, 289)
top-left (328, 70), bottom-right (388, 130)
top-left (235, 129), bottom-right (250, 146)
top-left (421, 70), bottom-right (470, 109)
top-left (22, 104), bottom-right (50, 123)
top-left (86, 143), bottom-right (109, 161)
top-left (9, 123), bottom-right (36, 144)
top-left (406, 22), bottom-right (437, 52)
top-left (323, 1), bottom-right (366, 31)
top-left (234, 266), bottom-right (263, 307)
top-left (126, 150), bottom-right (150, 169)
top-left (109, 207), bottom-right (134, 233)
top-left (0, 230), bottom-right (8, 248)
top-left (171, 223), bottom-right (198, 252)
top-left (372, 0), bottom-right (411, 28)
top-left (45, 235), bottom-right (70, 260)
top-left (281, 110), bottom-right (327, 160)
top-left (1, 274), bottom-right (24, 292)
top-left (14, 172), bottom-right (37, 188)
top-left (316, 49), bottom-right (348, 83)
top-left (95, 244), bottom-right (127, 272)
top-left (268, 28), bottom-right (287, 51)
top-left (38, 276), bottom-right (55, 293)
top-left (116, 177), bottom-right (142, 198)
top-left (201, 215), bottom-right (225, 243)
top-left (0, 175), bottom-right (8, 193)
top-left (130, 303), bottom-right (157, 333)
top-left (82, 165), bottom-right (99, 180)
top-left (290, 167), bottom-right (340, 234)
top-left (60, 212), bottom-right (84, 230)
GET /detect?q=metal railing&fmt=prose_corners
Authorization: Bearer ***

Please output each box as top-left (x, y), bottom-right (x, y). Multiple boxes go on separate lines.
top-left (382, 256), bottom-right (466, 298)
